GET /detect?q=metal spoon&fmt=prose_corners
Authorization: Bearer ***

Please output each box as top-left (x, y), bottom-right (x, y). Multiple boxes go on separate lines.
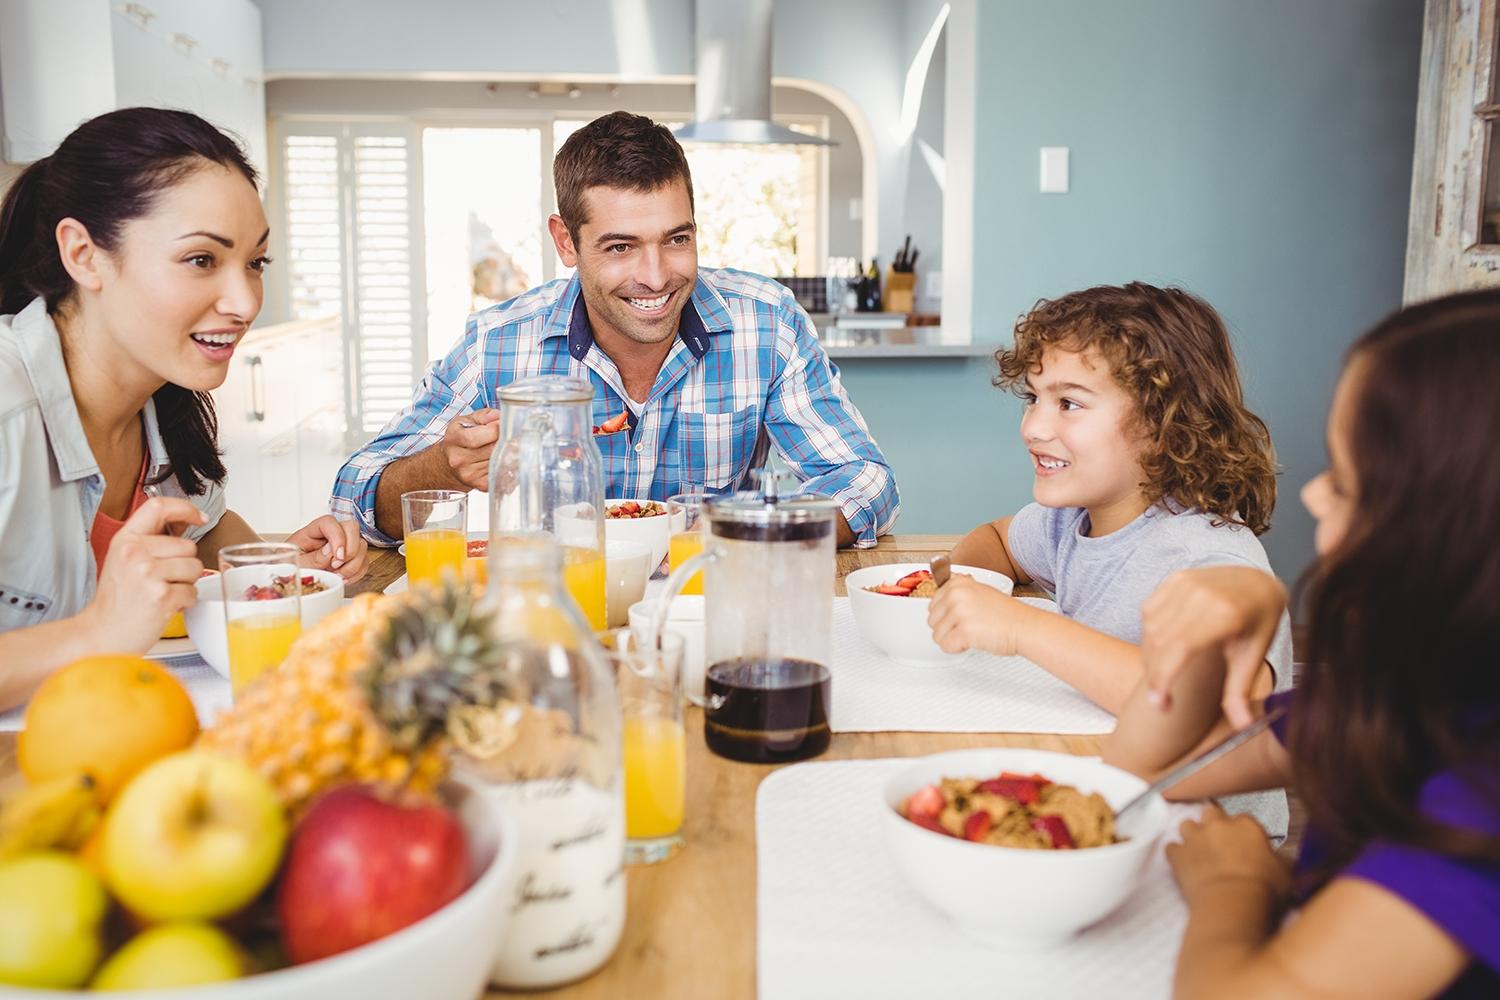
top-left (1114, 703), bottom-right (1288, 822)
top-left (929, 554), bottom-right (951, 588)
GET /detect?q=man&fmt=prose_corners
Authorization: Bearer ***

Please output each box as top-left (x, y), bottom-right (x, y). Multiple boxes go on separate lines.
top-left (332, 111), bottom-right (899, 548)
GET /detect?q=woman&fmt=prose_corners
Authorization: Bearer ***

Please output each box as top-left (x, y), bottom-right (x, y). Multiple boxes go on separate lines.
top-left (0, 107), bottom-right (367, 710)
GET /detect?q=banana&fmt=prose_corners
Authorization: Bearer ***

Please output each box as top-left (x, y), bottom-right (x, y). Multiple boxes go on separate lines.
top-left (0, 771), bottom-right (102, 858)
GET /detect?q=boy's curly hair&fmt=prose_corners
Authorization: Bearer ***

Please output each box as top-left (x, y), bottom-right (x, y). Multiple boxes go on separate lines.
top-left (995, 283), bottom-right (1277, 534)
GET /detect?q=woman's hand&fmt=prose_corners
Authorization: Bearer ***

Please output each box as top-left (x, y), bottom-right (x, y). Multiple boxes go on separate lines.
top-left (1167, 803), bottom-right (1292, 909)
top-left (82, 498), bottom-right (206, 652)
top-left (288, 514), bottom-right (368, 582)
top-left (1141, 567), bottom-right (1287, 728)
top-left (927, 575), bottom-right (1039, 657)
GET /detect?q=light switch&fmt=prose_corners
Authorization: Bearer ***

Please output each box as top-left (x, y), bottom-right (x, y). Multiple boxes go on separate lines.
top-left (1040, 147), bottom-right (1069, 194)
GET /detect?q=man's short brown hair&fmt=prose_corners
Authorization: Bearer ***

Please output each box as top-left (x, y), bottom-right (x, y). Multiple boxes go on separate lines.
top-left (553, 111), bottom-right (695, 240)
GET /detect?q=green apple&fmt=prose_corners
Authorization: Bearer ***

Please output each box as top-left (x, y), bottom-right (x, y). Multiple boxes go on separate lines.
top-left (103, 750), bottom-right (287, 922)
top-left (0, 851), bottom-right (108, 988)
top-left (92, 923), bottom-right (244, 990)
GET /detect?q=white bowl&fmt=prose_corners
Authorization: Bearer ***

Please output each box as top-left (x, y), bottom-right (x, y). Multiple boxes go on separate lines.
top-left (0, 778), bottom-right (517, 1000)
top-left (628, 596), bottom-right (706, 704)
top-left (881, 748), bottom-right (1170, 946)
top-left (603, 499), bottom-right (677, 572)
top-left (605, 540), bottom-right (652, 628)
top-left (844, 563), bottom-right (1014, 666)
top-left (184, 568), bottom-right (345, 678)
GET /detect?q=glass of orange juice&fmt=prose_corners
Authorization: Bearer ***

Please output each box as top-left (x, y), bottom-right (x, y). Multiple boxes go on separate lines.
top-left (219, 542), bottom-right (303, 698)
top-left (601, 627), bottom-right (686, 865)
top-left (562, 544), bottom-right (607, 631)
top-left (402, 490), bottom-right (468, 589)
top-left (667, 492), bottom-right (710, 596)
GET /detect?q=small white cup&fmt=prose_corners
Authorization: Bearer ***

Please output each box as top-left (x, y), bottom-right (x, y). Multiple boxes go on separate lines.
top-left (628, 595), bottom-right (706, 705)
top-left (605, 540), bottom-right (653, 628)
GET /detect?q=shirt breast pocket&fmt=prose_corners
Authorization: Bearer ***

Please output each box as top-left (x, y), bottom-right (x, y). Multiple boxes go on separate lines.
top-left (0, 582), bottom-right (54, 631)
top-left (679, 406), bottom-right (759, 490)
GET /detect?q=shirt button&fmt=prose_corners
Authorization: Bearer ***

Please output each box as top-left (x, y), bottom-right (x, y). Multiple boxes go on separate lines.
top-left (634, 443), bottom-right (644, 454)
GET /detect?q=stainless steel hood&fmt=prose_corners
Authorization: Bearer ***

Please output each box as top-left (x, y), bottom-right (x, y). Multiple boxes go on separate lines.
top-left (674, 0), bottom-right (834, 146)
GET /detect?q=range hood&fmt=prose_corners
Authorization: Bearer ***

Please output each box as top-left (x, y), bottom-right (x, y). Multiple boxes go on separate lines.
top-left (674, 0), bottom-right (833, 146)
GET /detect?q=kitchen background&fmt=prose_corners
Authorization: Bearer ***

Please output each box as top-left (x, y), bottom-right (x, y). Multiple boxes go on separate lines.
top-left (0, 0), bottom-right (1423, 584)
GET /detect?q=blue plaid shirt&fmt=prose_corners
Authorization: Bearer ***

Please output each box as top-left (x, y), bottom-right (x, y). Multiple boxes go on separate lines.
top-left (331, 267), bottom-right (900, 547)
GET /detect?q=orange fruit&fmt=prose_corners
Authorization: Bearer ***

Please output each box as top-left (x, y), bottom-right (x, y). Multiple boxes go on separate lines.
top-left (160, 612), bottom-right (188, 639)
top-left (19, 656), bottom-right (199, 800)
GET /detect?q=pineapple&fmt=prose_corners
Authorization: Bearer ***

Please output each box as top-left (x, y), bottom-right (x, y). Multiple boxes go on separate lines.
top-left (198, 582), bottom-right (514, 816)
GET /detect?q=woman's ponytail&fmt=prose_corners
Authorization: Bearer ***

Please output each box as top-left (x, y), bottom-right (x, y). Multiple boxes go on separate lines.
top-left (0, 157), bottom-right (70, 315)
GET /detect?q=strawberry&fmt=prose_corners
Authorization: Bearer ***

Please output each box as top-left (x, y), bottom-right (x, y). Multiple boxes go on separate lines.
top-left (904, 785), bottom-right (945, 822)
top-left (963, 810), bottom-right (992, 842)
top-left (1032, 815), bottom-right (1075, 849)
top-left (895, 570), bottom-right (932, 590)
top-left (909, 815), bottom-right (949, 836)
top-left (977, 777), bottom-right (1043, 805)
top-left (619, 501), bottom-right (640, 516)
top-left (598, 410), bottom-right (629, 434)
top-left (873, 584), bottom-right (914, 597)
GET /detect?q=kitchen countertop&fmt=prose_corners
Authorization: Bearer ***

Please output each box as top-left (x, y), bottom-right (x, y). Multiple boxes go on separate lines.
top-left (815, 325), bottom-right (996, 359)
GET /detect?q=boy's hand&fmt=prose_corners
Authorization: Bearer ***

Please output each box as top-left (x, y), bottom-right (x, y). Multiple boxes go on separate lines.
top-left (289, 514), bottom-right (369, 582)
top-left (1141, 566), bottom-right (1287, 727)
top-left (927, 575), bottom-right (1038, 657)
top-left (1166, 804), bottom-right (1292, 908)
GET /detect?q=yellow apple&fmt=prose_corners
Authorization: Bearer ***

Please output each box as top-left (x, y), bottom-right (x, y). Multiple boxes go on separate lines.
top-left (0, 851), bottom-right (108, 988)
top-left (92, 923), bottom-right (244, 990)
top-left (103, 751), bottom-right (287, 922)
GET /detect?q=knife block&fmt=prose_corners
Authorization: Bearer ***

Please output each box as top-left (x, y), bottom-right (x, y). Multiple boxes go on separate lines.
top-left (884, 269), bottom-right (915, 313)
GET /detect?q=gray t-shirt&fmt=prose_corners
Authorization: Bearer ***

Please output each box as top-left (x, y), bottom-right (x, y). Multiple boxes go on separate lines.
top-left (1008, 501), bottom-right (1293, 839)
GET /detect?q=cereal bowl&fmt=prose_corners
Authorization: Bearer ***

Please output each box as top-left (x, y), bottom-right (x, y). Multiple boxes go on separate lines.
top-left (844, 563), bottom-right (1014, 666)
top-left (604, 499), bottom-right (676, 571)
top-left (184, 568), bottom-right (344, 678)
top-left (880, 748), bottom-right (1170, 946)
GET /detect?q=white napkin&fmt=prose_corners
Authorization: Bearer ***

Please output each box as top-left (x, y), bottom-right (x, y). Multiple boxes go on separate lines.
top-left (756, 759), bottom-right (1199, 1000)
top-left (830, 598), bottom-right (1116, 734)
top-left (0, 652), bottom-right (232, 733)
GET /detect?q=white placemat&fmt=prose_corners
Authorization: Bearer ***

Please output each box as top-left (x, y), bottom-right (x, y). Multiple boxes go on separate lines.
top-left (0, 651), bottom-right (231, 732)
top-left (757, 758), bottom-right (1198, 1000)
top-left (830, 597), bottom-right (1116, 735)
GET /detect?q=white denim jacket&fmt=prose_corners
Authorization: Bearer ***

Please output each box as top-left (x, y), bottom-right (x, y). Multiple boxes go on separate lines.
top-left (0, 298), bottom-right (225, 633)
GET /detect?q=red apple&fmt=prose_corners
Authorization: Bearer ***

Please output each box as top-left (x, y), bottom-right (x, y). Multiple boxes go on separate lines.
top-left (276, 786), bottom-right (470, 964)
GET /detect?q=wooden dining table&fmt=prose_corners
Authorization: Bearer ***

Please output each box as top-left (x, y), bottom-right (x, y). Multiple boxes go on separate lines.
top-left (0, 535), bottom-right (1103, 1000)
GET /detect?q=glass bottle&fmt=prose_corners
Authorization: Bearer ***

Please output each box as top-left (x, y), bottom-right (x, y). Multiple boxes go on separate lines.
top-left (490, 375), bottom-right (608, 631)
top-left (452, 534), bottom-right (626, 990)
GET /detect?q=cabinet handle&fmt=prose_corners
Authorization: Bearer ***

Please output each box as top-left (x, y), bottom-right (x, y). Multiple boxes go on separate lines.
top-left (247, 355), bottom-right (265, 422)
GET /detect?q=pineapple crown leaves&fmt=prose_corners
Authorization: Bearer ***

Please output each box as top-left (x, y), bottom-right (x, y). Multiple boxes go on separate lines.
top-left (364, 580), bottom-right (517, 754)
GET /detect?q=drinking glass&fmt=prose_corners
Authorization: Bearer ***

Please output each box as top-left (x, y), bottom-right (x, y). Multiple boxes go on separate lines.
top-left (219, 542), bottom-right (302, 697)
top-left (403, 489), bottom-right (468, 588)
top-left (601, 627), bottom-right (686, 865)
top-left (667, 492), bottom-right (710, 596)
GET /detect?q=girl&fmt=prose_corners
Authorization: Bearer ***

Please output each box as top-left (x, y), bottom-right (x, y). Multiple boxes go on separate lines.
top-left (935, 283), bottom-right (1292, 714)
top-left (0, 107), bottom-right (368, 710)
top-left (1106, 290), bottom-right (1500, 998)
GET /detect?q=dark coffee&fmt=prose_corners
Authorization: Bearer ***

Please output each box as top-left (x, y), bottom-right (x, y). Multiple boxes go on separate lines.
top-left (704, 657), bottom-right (832, 763)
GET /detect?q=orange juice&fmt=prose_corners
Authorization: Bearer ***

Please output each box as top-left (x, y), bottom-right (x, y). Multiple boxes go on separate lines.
top-left (562, 546), bottom-right (607, 631)
top-left (406, 528), bottom-right (466, 587)
top-left (226, 613), bottom-right (301, 694)
top-left (668, 531), bottom-right (705, 595)
top-left (464, 556), bottom-right (488, 588)
top-left (623, 715), bottom-right (686, 839)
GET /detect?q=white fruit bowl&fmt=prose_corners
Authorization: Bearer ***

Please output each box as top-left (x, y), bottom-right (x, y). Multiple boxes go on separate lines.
top-left (183, 569), bottom-right (344, 679)
top-left (880, 748), bottom-right (1170, 946)
top-left (603, 499), bottom-right (678, 572)
top-left (844, 563), bottom-right (1014, 666)
top-left (0, 778), bottom-right (517, 999)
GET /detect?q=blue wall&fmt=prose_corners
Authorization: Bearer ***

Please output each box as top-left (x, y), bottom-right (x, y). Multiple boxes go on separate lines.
top-left (841, 0), bottom-right (1423, 581)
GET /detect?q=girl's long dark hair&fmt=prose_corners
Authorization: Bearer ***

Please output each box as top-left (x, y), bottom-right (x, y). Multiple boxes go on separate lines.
top-left (1292, 289), bottom-right (1500, 886)
top-left (0, 107), bottom-right (258, 495)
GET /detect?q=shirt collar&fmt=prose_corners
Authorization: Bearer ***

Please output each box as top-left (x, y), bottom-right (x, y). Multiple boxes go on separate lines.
top-left (12, 298), bottom-right (98, 483)
top-left (541, 272), bottom-right (735, 361)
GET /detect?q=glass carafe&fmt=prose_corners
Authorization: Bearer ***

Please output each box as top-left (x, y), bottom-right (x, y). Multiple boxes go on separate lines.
top-left (489, 376), bottom-right (608, 631)
top-left (454, 534), bottom-right (625, 990)
top-left (654, 489), bottom-right (838, 763)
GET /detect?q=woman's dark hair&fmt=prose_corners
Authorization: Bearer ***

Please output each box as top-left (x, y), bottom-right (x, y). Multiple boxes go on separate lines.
top-left (995, 283), bottom-right (1278, 534)
top-left (0, 107), bottom-right (259, 495)
top-left (1292, 289), bottom-right (1500, 888)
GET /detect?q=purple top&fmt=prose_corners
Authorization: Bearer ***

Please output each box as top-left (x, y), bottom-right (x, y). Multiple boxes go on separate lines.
top-left (1267, 691), bottom-right (1500, 999)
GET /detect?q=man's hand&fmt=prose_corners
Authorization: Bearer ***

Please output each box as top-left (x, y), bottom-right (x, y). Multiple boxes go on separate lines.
top-left (927, 575), bottom-right (1040, 658)
top-left (82, 498), bottom-right (206, 652)
top-left (439, 408), bottom-right (501, 491)
top-left (373, 408), bottom-right (498, 539)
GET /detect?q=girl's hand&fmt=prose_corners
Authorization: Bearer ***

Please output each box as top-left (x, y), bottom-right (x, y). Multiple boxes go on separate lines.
top-left (927, 575), bottom-right (1038, 657)
top-left (1166, 804), bottom-right (1292, 908)
top-left (288, 514), bottom-right (369, 583)
top-left (1141, 567), bottom-right (1287, 727)
top-left (84, 498), bottom-right (206, 652)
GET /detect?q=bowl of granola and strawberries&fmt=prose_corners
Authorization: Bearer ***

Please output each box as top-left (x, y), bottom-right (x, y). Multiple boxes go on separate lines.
top-left (880, 748), bottom-right (1170, 944)
top-left (604, 498), bottom-right (675, 571)
top-left (843, 562), bottom-right (1014, 666)
top-left (184, 568), bottom-right (345, 679)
